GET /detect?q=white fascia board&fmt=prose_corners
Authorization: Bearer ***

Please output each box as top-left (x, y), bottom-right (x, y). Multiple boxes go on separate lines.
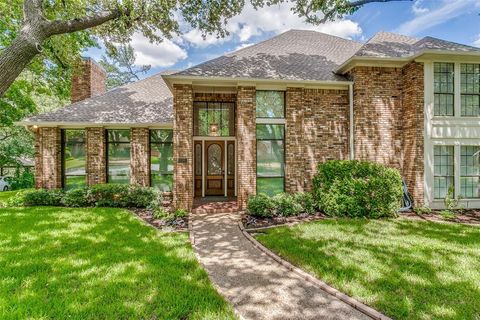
top-left (162, 74), bottom-right (352, 90)
top-left (14, 121), bottom-right (173, 129)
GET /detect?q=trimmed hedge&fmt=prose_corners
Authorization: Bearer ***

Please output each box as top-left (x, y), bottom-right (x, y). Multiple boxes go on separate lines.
top-left (247, 192), bottom-right (317, 218)
top-left (312, 160), bottom-right (403, 218)
top-left (6, 184), bottom-right (160, 208)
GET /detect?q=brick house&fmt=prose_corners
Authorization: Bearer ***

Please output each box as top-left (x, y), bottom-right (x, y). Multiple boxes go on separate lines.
top-left (19, 30), bottom-right (480, 210)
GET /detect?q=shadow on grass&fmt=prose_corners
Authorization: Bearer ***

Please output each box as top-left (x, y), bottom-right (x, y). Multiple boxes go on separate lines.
top-left (0, 207), bottom-right (235, 320)
top-left (255, 218), bottom-right (480, 320)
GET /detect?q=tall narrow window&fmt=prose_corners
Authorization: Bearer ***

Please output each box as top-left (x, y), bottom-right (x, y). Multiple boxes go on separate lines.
top-left (62, 130), bottom-right (86, 189)
top-left (107, 129), bottom-right (130, 184)
top-left (434, 62), bottom-right (454, 116)
top-left (150, 129), bottom-right (173, 191)
top-left (434, 145), bottom-right (454, 199)
top-left (256, 90), bottom-right (285, 196)
top-left (460, 63), bottom-right (480, 117)
top-left (460, 146), bottom-right (480, 198)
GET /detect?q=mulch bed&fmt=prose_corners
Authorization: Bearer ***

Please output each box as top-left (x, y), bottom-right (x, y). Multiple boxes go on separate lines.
top-left (243, 212), bottom-right (326, 229)
top-left (130, 208), bottom-right (188, 231)
top-left (401, 210), bottom-right (480, 225)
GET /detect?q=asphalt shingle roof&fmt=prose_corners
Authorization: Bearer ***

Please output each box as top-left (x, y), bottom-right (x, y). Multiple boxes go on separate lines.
top-left (175, 30), bottom-right (363, 81)
top-left (23, 72), bottom-right (173, 125)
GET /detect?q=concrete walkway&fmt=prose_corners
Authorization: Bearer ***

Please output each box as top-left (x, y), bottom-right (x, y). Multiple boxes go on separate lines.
top-left (191, 212), bottom-right (371, 320)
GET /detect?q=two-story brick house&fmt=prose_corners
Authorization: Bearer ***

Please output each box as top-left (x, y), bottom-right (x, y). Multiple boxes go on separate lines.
top-left (19, 30), bottom-right (480, 211)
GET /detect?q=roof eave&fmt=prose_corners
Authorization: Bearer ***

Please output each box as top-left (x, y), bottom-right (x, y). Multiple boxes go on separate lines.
top-left (15, 121), bottom-right (173, 128)
top-left (336, 49), bottom-right (480, 74)
top-left (162, 74), bottom-right (353, 90)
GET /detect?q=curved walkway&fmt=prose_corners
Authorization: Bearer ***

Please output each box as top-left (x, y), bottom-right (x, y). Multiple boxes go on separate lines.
top-left (190, 212), bottom-right (371, 320)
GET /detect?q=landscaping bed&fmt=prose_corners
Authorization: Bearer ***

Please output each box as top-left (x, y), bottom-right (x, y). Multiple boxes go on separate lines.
top-left (243, 212), bottom-right (325, 229)
top-left (254, 218), bottom-right (480, 320)
top-left (131, 208), bottom-right (188, 231)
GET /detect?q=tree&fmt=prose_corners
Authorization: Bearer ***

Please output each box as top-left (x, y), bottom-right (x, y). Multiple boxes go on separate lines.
top-left (0, 0), bottom-right (412, 98)
top-left (99, 44), bottom-right (151, 90)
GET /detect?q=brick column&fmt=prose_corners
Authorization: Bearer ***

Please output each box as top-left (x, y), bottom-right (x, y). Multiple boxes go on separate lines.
top-left (285, 87), bottom-right (305, 192)
top-left (236, 86), bottom-right (256, 210)
top-left (86, 128), bottom-right (106, 185)
top-left (130, 128), bottom-right (150, 186)
top-left (34, 127), bottom-right (62, 189)
top-left (173, 84), bottom-right (193, 211)
top-left (402, 62), bottom-right (425, 206)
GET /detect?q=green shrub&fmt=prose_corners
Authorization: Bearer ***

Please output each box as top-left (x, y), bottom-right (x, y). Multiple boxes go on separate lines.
top-left (313, 160), bottom-right (403, 218)
top-left (62, 188), bottom-right (90, 207)
top-left (152, 206), bottom-right (171, 219)
top-left (21, 189), bottom-right (64, 206)
top-left (174, 208), bottom-right (188, 218)
top-left (124, 186), bottom-right (157, 207)
top-left (247, 194), bottom-right (275, 218)
top-left (5, 189), bottom-right (30, 207)
top-left (414, 206), bottom-right (432, 215)
top-left (292, 192), bottom-right (316, 214)
top-left (87, 184), bottom-right (130, 207)
top-left (272, 193), bottom-right (302, 217)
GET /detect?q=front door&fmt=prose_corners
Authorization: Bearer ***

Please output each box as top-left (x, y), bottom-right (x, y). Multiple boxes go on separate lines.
top-left (205, 141), bottom-right (224, 196)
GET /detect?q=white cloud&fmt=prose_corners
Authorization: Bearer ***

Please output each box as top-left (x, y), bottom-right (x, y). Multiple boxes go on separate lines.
top-left (474, 35), bottom-right (480, 47)
top-left (412, 0), bottom-right (429, 15)
top-left (234, 42), bottom-right (254, 51)
top-left (131, 33), bottom-right (187, 67)
top-left (397, 0), bottom-right (477, 35)
top-left (181, 3), bottom-right (362, 48)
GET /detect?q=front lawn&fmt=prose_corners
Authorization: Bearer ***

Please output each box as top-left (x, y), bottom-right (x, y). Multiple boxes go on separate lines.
top-left (0, 206), bottom-right (236, 319)
top-left (255, 219), bottom-right (480, 320)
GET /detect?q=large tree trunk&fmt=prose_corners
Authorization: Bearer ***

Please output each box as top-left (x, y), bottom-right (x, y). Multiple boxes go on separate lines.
top-left (0, 27), bottom-right (44, 97)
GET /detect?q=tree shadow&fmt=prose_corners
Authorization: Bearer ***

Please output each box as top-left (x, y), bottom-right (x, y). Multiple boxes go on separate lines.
top-left (255, 219), bottom-right (480, 320)
top-left (0, 207), bottom-right (236, 319)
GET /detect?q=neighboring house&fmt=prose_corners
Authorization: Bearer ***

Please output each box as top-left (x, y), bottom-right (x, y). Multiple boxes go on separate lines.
top-left (18, 30), bottom-right (480, 210)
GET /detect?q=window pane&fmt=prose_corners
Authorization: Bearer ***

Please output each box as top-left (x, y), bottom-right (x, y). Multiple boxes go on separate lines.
top-left (433, 145), bottom-right (454, 199)
top-left (63, 130), bottom-right (86, 189)
top-left (256, 91), bottom-right (285, 118)
top-left (150, 130), bottom-right (173, 191)
top-left (256, 124), bottom-right (284, 139)
top-left (434, 63), bottom-right (454, 116)
top-left (257, 140), bottom-right (284, 177)
top-left (150, 129), bottom-right (173, 143)
top-left (257, 178), bottom-right (284, 196)
top-left (461, 63), bottom-right (480, 117)
top-left (108, 129), bottom-right (130, 142)
top-left (193, 102), bottom-right (234, 136)
top-left (108, 130), bottom-right (130, 184)
top-left (460, 146), bottom-right (480, 198)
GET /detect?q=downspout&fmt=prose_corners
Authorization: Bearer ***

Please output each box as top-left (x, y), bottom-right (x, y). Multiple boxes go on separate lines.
top-left (349, 83), bottom-right (354, 160)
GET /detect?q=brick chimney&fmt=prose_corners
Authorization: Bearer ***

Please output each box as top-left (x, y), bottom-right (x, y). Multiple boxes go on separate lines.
top-left (71, 58), bottom-right (107, 103)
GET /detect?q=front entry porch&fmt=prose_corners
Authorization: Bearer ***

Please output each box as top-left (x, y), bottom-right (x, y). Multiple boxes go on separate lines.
top-left (192, 196), bottom-right (238, 214)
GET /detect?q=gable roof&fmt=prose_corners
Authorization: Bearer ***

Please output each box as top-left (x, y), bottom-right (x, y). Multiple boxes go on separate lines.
top-left (20, 72), bottom-right (173, 126)
top-left (353, 31), bottom-right (418, 58)
top-left (175, 30), bottom-right (363, 82)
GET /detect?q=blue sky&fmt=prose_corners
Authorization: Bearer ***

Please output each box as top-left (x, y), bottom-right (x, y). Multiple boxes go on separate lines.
top-left (87, 0), bottom-right (480, 79)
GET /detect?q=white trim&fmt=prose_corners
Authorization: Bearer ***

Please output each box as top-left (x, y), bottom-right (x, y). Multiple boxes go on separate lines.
top-left (349, 83), bottom-right (354, 160)
top-left (234, 139), bottom-right (238, 197)
top-left (255, 118), bottom-right (286, 124)
top-left (424, 60), bottom-right (480, 208)
top-left (193, 136), bottom-right (236, 141)
top-left (15, 121), bottom-right (173, 128)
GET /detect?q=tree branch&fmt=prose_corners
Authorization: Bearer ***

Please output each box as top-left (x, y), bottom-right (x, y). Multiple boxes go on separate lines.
top-left (43, 9), bottom-right (121, 36)
top-left (23, 0), bottom-right (44, 23)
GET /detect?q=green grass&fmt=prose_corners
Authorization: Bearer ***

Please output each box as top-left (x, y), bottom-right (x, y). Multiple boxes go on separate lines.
top-left (0, 191), bottom-right (19, 204)
top-left (255, 218), bottom-right (480, 320)
top-left (0, 206), bottom-right (236, 319)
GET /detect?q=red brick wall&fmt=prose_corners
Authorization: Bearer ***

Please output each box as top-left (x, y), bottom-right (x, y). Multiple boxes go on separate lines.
top-left (86, 128), bottom-right (106, 185)
top-left (402, 62), bottom-right (425, 205)
top-left (173, 84), bottom-right (194, 210)
top-left (350, 67), bottom-right (404, 169)
top-left (285, 88), bottom-right (350, 192)
top-left (130, 128), bottom-right (150, 186)
top-left (34, 127), bottom-right (62, 189)
top-left (71, 59), bottom-right (106, 103)
top-left (236, 86), bottom-right (256, 210)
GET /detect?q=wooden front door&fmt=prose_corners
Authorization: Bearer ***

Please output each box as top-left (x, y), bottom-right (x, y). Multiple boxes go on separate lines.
top-left (205, 141), bottom-right (224, 195)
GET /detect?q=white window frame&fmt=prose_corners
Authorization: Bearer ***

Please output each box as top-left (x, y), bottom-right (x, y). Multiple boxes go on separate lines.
top-left (424, 60), bottom-right (480, 208)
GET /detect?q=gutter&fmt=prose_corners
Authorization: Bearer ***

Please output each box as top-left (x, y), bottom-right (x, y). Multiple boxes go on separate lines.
top-left (14, 121), bottom-right (173, 128)
top-left (349, 83), bottom-right (354, 160)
